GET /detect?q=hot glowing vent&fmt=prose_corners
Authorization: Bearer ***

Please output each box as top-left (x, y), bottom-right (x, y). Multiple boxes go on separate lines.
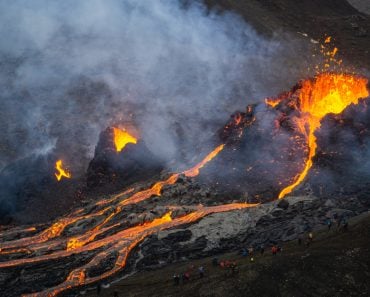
top-left (113, 127), bottom-right (137, 152)
top-left (278, 73), bottom-right (369, 198)
top-left (55, 160), bottom-right (71, 181)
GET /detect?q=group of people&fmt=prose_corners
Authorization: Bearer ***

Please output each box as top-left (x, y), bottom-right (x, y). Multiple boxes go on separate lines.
top-left (172, 243), bottom-right (284, 285)
top-left (326, 214), bottom-right (349, 231)
top-left (298, 232), bottom-right (314, 247)
top-left (241, 243), bottom-right (282, 258)
top-left (173, 264), bottom-right (206, 285)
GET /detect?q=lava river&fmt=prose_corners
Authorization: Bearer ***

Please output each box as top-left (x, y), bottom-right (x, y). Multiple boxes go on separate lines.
top-left (0, 144), bottom-right (259, 296)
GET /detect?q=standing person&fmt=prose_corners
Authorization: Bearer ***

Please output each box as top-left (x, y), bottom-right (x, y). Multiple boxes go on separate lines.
top-left (96, 283), bottom-right (101, 296)
top-left (271, 245), bottom-right (277, 255)
top-left (230, 261), bottom-right (238, 275)
top-left (337, 215), bottom-right (343, 229)
top-left (298, 236), bottom-right (302, 246)
top-left (260, 244), bottom-right (265, 255)
top-left (113, 291), bottom-right (119, 297)
top-left (326, 218), bottom-right (332, 230)
top-left (184, 271), bottom-right (190, 281)
top-left (241, 248), bottom-right (248, 257)
top-left (198, 266), bottom-right (205, 278)
top-left (173, 274), bottom-right (180, 285)
top-left (342, 217), bottom-right (349, 231)
top-left (308, 232), bottom-right (313, 243)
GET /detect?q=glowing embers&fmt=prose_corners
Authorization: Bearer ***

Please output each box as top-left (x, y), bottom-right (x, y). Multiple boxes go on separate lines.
top-left (55, 160), bottom-right (71, 181)
top-left (278, 73), bottom-right (369, 198)
top-left (113, 127), bottom-right (137, 152)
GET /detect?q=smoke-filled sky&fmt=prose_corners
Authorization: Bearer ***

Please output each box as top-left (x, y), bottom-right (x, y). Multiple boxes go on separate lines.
top-left (0, 0), bottom-right (314, 174)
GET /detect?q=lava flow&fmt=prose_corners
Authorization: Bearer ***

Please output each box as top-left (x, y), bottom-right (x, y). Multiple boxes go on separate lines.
top-left (113, 127), bottom-right (137, 152)
top-left (183, 144), bottom-right (225, 177)
top-left (277, 73), bottom-right (369, 198)
top-left (54, 160), bottom-right (71, 181)
top-left (0, 143), bottom-right (235, 297)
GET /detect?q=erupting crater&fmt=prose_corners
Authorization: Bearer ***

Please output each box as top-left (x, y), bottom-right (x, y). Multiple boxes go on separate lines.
top-left (112, 127), bottom-right (137, 152)
top-left (270, 73), bottom-right (369, 198)
top-left (54, 160), bottom-right (71, 181)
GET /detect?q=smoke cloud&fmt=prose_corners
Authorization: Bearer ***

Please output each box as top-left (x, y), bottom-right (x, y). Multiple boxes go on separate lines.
top-left (0, 0), bottom-right (314, 175)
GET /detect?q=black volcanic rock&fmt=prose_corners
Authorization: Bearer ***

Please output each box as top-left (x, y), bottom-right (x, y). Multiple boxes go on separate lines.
top-left (86, 127), bottom-right (163, 193)
top-left (0, 154), bottom-right (83, 224)
top-left (199, 103), bottom-right (307, 202)
top-left (277, 199), bottom-right (290, 210)
top-left (307, 97), bottom-right (370, 199)
top-left (198, 87), bottom-right (370, 203)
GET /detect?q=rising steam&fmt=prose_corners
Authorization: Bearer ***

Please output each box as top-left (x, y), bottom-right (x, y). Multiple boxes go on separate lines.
top-left (0, 0), bottom-right (311, 173)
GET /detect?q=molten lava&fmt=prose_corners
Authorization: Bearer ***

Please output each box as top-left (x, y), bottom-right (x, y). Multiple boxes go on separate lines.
top-left (55, 160), bottom-right (71, 181)
top-left (278, 73), bottom-right (369, 198)
top-left (183, 144), bottom-right (225, 177)
top-left (113, 127), bottom-right (137, 152)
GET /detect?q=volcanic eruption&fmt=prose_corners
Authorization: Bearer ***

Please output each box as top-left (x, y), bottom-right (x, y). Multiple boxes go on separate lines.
top-left (0, 1), bottom-right (370, 296)
top-left (275, 73), bottom-right (369, 198)
top-left (1, 68), bottom-right (369, 296)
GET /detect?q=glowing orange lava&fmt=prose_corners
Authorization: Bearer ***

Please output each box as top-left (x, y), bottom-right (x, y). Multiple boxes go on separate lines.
top-left (278, 73), bottom-right (369, 198)
top-left (265, 98), bottom-right (280, 108)
top-left (113, 127), bottom-right (137, 152)
top-left (55, 160), bottom-right (71, 181)
top-left (183, 144), bottom-right (225, 177)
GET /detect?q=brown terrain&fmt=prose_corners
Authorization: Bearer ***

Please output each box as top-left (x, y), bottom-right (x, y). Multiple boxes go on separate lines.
top-left (205, 0), bottom-right (369, 69)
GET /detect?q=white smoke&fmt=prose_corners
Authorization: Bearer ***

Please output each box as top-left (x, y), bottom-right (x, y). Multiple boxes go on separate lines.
top-left (0, 0), bottom-right (312, 173)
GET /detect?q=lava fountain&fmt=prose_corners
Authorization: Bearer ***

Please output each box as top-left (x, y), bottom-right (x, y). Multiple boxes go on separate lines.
top-left (54, 160), bottom-right (71, 181)
top-left (277, 73), bottom-right (369, 198)
top-left (113, 127), bottom-right (137, 152)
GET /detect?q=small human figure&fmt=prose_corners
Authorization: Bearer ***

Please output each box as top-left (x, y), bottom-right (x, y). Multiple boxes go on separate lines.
top-left (326, 218), bottom-right (332, 230)
top-left (260, 244), bottom-right (265, 255)
top-left (113, 290), bottom-right (119, 297)
top-left (308, 232), bottom-right (313, 242)
top-left (198, 266), bottom-right (205, 278)
top-left (342, 217), bottom-right (349, 231)
top-left (271, 245), bottom-right (277, 255)
top-left (230, 261), bottom-right (238, 275)
top-left (96, 283), bottom-right (101, 296)
top-left (241, 248), bottom-right (249, 257)
top-left (184, 271), bottom-right (190, 281)
top-left (173, 274), bottom-right (180, 285)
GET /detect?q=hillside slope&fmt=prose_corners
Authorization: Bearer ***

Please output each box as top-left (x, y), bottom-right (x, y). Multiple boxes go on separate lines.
top-left (85, 211), bottom-right (370, 297)
top-left (204, 0), bottom-right (370, 70)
